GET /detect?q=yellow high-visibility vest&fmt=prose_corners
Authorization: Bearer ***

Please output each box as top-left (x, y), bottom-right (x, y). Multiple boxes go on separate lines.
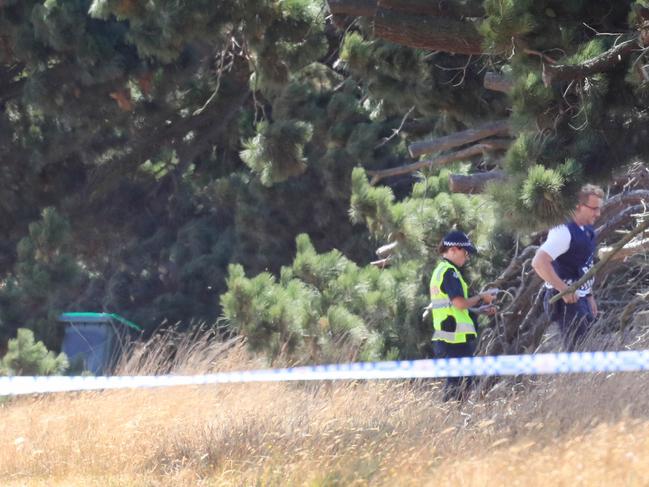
top-left (429, 260), bottom-right (476, 344)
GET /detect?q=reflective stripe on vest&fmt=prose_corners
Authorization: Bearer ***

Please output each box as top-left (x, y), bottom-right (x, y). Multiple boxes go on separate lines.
top-left (429, 260), bottom-right (476, 344)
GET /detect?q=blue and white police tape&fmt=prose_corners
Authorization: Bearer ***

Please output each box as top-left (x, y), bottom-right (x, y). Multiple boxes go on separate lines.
top-left (2, 350), bottom-right (649, 396)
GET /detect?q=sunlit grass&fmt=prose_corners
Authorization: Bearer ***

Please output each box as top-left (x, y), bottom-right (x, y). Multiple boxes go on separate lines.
top-left (2, 329), bottom-right (649, 486)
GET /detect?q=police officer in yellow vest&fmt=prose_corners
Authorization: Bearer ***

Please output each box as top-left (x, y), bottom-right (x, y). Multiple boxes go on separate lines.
top-left (429, 230), bottom-right (497, 401)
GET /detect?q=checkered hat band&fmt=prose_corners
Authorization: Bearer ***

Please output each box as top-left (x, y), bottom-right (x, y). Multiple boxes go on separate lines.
top-left (443, 241), bottom-right (472, 247)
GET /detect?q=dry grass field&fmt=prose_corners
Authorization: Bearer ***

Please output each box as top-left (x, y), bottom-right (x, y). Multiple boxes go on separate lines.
top-left (3, 330), bottom-right (649, 486)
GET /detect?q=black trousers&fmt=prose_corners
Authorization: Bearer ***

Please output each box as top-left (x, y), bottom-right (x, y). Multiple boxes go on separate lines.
top-left (432, 338), bottom-right (476, 401)
top-left (543, 289), bottom-right (595, 351)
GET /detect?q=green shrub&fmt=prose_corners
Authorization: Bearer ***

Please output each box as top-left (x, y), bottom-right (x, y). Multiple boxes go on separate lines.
top-left (1, 328), bottom-right (68, 376)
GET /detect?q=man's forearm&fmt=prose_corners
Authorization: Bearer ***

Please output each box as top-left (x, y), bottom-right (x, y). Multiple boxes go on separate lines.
top-left (532, 250), bottom-right (569, 292)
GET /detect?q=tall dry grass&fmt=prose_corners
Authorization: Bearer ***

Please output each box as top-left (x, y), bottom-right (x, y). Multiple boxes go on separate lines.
top-left (3, 326), bottom-right (649, 486)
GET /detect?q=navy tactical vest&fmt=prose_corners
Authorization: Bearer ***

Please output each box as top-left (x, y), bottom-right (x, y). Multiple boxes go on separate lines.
top-left (551, 221), bottom-right (596, 290)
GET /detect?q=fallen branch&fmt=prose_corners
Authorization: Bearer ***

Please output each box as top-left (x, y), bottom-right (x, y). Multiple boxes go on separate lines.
top-left (550, 217), bottom-right (649, 304)
top-left (367, 139), bottom-right (510, 185)
top-left (484, 72), bottom-right (513, 93)
top-left (486, 245), bottom-right (538, 290)
top-left (542, 37), bottom-right (640, 87)
top-left (448, 170), bottom-right (506, 193)
top-left (618, 291), bottom-right (649, 330)
top-left (376, 240), bottom-right (398, 257)
top-left (408, 120), bottom-right (510, 158)
top-left (370, 256), bottom-right (392, 267)
top-left (595, 204), bottom-right (645, 243)
top-left (597, 189), bottom-right (649, 223)
top-left (598, 236), bottom-right (649, 262)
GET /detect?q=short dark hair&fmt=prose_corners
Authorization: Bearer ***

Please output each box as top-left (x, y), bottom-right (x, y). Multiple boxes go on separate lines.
top-left (437, 241), bottom-right (451, 254)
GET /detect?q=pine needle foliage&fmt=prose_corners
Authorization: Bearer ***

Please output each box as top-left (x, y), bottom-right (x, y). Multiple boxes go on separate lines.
top-left (221, 234), bottom-right (424, 363)
top-left (240, 120), bottom-right (314, 186)
top-left (0, 328), bottom-right (68, 376)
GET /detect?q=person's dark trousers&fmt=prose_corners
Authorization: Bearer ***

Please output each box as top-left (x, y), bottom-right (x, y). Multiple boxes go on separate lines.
top-left (543, 289), bottom-right (595, 351)
top-left (432, 338), bottom-right (476, 402)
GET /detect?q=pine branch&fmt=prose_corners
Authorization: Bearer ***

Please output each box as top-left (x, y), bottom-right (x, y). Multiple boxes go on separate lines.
top-left (542, 37), bottom-right (640, 87)
top-left (550, 217), bottom-right (649, 304)
top-left (367, 139), bottom-right (510, 185)
top-left (408, 120), bottom-right (510, 158)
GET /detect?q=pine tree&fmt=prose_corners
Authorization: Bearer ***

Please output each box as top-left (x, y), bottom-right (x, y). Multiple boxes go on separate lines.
top-left (1, 328), bottom-right (69, 376)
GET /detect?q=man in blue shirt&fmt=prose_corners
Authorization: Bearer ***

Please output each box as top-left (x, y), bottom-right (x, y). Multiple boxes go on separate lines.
top-left (532, 184), bottom-right (604, 350)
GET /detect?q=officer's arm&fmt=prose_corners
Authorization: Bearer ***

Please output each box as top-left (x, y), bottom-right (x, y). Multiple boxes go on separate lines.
top-left (451, 293), bottom-right (494, 310)
top-left (531, 249), bottom-right (570, 294)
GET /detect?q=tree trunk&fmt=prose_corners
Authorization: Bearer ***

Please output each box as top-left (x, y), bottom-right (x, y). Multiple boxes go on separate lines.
top-left (377, 0), bottom-right (484, 19)
top-left (327, 0), bottom-right (485, 19)
top-left (408, 119), bottom-right (510, 158)
top-left (374, 8), bottom-right (484, 55)
top-left (449, 170), bottom-right (506, 193)
top-left (327, 0), bottom-right (376, 17)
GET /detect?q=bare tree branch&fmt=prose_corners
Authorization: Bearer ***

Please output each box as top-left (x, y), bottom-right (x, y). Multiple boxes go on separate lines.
top-left (597, 189), bottom-right (649, 223)
top-left (484, 72), bottom-right (513, 93)
top-left (449, 170), bottom-right (506, 193)
top-left (542, 37), bottom-right (640, 87)
top-left (367, 138), bottom-right (510, 185)
top-left (598, 236), bottom-right (649, 262)
top-left (408, 120), bottom-right (510, 158)
top-left (595, 204), bottom-right (645, 243)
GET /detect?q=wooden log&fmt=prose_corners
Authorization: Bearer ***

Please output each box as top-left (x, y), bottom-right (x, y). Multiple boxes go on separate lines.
top-left (367, 138), bottom-right (510, 185)
top-left (484, 72), bottom-right (513, 93)
top-left (449, 170), bottom-right (506, 193)
top-left (377, 0), bottom-right (484, 18)
top-left (374, 8), bottom-right (484, 55)
top-left (327, 0), bottom-right (376, 17)
top-left (408, 119), bottom-right (510, 158)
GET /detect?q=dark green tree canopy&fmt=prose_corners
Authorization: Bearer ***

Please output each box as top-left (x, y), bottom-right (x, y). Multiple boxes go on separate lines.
top-left (2, 0), bottom-right (649, 361)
